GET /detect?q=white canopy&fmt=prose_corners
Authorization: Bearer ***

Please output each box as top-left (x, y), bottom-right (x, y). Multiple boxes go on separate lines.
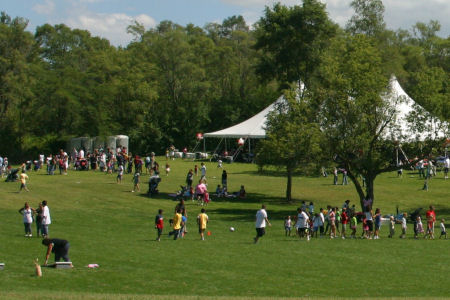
top-left (385, 76), bottom-right (448, 141)
top-left (204, 96), bottom-right (284, 139)
top-left (204, 76), bottom-right (448, 141)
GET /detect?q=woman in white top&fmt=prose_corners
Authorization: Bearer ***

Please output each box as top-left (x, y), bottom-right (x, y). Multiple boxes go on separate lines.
top-left (19, 202), bottom-right (35, 237)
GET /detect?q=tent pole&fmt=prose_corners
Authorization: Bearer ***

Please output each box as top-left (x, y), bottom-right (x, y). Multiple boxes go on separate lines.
top-left (203, 138), bottom-right (206, 154)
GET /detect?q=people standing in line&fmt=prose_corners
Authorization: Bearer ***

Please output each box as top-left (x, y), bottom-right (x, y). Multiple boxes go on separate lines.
top-left (41, 201), bottom-right (51, 238)
top-left (425, 205), bottom-right (436, 239)
top-left (254, 204), bottom-right (271, 243)
top-left (400, 212), bottom-right (407, 238)
top-left (197, 208), bottom-right (209, 241)
top-left (318, 208), bottom-right (325, 237)
top-left (329, 207), bottom-right (336, 238)
top-left (388, 216), bottom-right (395, 238)
top-left (341, 207), bottom-right (349, 239)
top-left (295, 207), bottom-right (309, 240)
top-left (155, 209), bottom-right (164, 242)
top-left (19, 202), bottom-right (35, 237)
top-left (364, 208), bottom-right (373, 239)
top-left (19, 170), bottom-right (29, 192)
top-left (373, 208), bottom-right (381, 239)
top-left (324, 205), bottom-right (332, 235)
top-left (350, 213), bottom-right (358, 238)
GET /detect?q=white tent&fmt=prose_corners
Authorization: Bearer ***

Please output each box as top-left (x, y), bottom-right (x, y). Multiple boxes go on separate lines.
top-left (204, 96), bottom-right (284, 139)
top-left (384, 76), bottom-right (448, 141)
top-left (204, 76), bottom-right (447, 142)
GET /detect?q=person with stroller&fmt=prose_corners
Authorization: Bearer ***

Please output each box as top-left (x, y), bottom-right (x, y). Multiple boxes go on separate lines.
top-left (148, 171), bottom-right (161, 196)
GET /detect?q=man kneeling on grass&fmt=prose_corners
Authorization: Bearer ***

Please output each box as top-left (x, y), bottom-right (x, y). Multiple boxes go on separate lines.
top-left (42, 238), bottom-right (71, 266)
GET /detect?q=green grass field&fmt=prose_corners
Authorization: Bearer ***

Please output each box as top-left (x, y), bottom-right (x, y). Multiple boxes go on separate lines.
top-left (1, 158), bottom-right (449, 299)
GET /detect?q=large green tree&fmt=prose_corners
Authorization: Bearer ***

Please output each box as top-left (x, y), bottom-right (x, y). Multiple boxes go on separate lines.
top-left (256, 89), bottom-right (322, 202)
top-left (254, 0), bottom-right (337, 88)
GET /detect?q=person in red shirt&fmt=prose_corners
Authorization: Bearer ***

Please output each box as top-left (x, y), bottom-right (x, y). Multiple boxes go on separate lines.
top-left (155, 209), bottom-right (164, 241)
top-left (341, 207), bottom-right (349, 239)
top-left (425, 205), bottom-right (436, 239)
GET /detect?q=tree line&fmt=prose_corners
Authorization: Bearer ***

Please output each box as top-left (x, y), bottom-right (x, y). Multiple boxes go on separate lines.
top-left (0, 0), bottom-right (448, 174)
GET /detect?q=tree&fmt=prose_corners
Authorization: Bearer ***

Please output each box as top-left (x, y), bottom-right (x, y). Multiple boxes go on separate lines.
top-left (315, 33), bottom-right (407, 209)
top-left (346, 0), bottom-right (386, 37)
top-left (0, 12), bottom-right (39, 159)
top-left (254, 0), bottom-right (337, 88)
top-left (256, 89), bottom-right (322, 202)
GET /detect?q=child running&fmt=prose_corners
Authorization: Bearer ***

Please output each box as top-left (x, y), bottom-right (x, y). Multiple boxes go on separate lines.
top-left (132, 172), bottom-right (140, 192)
top-left (154, 209), bottom-right (164, 241)
top-left (197, 208), bottom-right (209, 240)
top-left (19, 170), bottom-right (29, 192)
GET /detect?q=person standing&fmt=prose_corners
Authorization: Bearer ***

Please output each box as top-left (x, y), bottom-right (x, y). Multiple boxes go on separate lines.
top-left (425, 205), bottom-right (436, 239)
top-left (221, 170), bottom-right (228, 190)
top-left (19, 202), bottom-right (35, 237)
top-left (168, 209), bottom-right (182, 240)
top-left (444, 157), bottom-right (449, 180)
top-left (35, 202), bottom-right (44, 237)
top-left (295, 208), bottom-right (309, 240)
top-left (186, 169), bottom-right (194, 188)
top-left (41, 201), bottom-right (51, 238)
top-left (254, 204), bottom-right (271, 243)
top-left (197, 208), bottom-right (209, 240)
top-left (200, 162), bottom-right (206, 180)
top-left (333, 167), bottom-right (338, 185)
top-left (341, 207), bottom-right (349, 239)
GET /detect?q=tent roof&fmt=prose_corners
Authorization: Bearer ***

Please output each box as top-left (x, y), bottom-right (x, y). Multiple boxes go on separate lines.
top-left (204, 76), bottom-right (447, 141)
top-left (204, 96), bottom-right (284, 139)
top-left (385, 76), bottom-right (447, 141)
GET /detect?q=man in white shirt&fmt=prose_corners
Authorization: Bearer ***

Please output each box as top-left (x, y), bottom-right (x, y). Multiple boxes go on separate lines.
top-left (254, 205), bottom-right (271, 243)
top-left (295, 208), bottom-right (309, 239)
top-left (42, 201), bottom-right (51, 238)
top-left (444, 157), bottom-right (449, 179)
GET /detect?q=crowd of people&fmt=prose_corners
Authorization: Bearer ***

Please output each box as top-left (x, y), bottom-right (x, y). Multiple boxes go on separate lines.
top-left (257, 203), bottom-right (447, 243)
top-left (3, 148), bottom-right (448, 266)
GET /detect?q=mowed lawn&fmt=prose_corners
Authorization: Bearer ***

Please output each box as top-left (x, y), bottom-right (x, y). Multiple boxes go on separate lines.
top-left (0, 158), bottom-right (449, 299)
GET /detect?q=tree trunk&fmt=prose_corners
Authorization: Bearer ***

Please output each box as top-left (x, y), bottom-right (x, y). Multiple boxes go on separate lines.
top-left (346, 170), bottom-right (365, 209)
top-left (286, 167), bottom-right (292, 202)
top-left (364, 174), bottom-right (375, 209)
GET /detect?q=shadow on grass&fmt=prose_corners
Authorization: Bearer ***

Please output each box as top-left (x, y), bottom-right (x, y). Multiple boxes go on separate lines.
top-left (232, 169), bottom-right (321, 178)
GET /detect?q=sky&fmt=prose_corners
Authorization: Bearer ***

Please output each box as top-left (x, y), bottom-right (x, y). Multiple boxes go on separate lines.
top-left (2, 0), bottom-right (449, 46)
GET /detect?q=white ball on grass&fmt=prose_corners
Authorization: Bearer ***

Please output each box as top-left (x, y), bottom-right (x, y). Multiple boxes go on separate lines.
top-left (229, 227), bottom-right (235, 232)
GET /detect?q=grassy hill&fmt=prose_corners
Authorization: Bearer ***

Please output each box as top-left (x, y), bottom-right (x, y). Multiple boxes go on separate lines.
top-left (0, 158), bottom-right (449, 298)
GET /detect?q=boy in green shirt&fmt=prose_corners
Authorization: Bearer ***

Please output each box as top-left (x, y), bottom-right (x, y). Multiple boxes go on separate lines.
top-left (350, 214), bottom-right (357, 239)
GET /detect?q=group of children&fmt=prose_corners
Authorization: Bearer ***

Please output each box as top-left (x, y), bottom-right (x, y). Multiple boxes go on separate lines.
top-left (284, 201), bottom-right (447, 240)
top-left (155, 206), bottom-right (209, 241)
